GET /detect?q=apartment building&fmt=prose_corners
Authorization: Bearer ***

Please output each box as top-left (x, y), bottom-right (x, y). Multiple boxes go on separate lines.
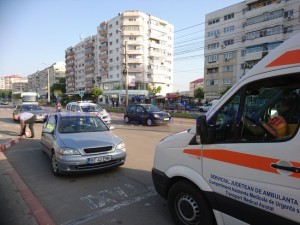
top-left (27, 62), bottom-right (66, 98)
top-left (66, 11), bottom-right (174, 105)
top-left (189, 78), bottom-right (204, 97)
top-left (2, 75), bottom-right (27, 90)
top-left (204, 0), bottom-right (300, 101)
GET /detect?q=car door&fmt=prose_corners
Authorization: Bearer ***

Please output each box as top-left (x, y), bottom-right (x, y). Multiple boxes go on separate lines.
top-left (127, 105), bottom-right (137, 122)
top-left (136, 105), bottom-right (146, 124)
top-left (41, 115), bottom-right (57, 157)
top-left (202, 75), bottom-right (300, 225)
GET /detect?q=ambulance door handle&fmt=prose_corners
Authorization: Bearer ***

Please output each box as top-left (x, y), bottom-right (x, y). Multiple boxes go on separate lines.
top-left (271, 163), bottom-right (300, 173)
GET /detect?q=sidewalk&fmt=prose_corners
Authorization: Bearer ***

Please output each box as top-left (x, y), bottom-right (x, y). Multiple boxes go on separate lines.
top-left (0, 150), bottom-right (39, 225)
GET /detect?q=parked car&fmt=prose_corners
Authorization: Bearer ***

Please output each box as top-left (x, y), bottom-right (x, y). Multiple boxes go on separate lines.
top-left (12, 104), bottom-right (48, 122)
top-left (41, 112), bottom-right (126, 176)
top-left (0, 99), bottom-right (9, 105)
top-left (65, 101), bottom-right (111, 124)
top-left (198, 99), bottom-right (219, 112)
top-left (124, 104), bottom-right (171, 126)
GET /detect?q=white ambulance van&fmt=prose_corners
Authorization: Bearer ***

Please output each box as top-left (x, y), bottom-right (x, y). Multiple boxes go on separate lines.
top-left (152, 32), bottom-right (300, 225)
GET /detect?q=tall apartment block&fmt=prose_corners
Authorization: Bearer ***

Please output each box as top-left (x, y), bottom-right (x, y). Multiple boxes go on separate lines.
top-left (204, 0), bottom-right (300, 101)
top-left (65, 11), bottom-right (174, 105)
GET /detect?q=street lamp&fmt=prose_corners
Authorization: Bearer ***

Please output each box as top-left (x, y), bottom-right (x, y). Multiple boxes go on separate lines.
top-left (47, 68), bottom-right (50, 104)
top-left (118, 29), bottom-right (129, 108)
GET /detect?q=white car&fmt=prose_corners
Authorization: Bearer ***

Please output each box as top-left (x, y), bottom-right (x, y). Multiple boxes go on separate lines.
top-left (198, 100), bottom-right (219, 112)
top-left (65, 101), bottom-right (111, 124)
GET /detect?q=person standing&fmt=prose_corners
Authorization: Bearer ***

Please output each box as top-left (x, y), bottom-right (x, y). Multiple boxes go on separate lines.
top-left (18, 112), bottom-right (36, 138)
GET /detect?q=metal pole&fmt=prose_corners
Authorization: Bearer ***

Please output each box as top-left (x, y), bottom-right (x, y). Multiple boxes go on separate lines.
top-left (47, 68), bottom-right (50, 104)
top-left (125, 41), bottom-right (128, 108)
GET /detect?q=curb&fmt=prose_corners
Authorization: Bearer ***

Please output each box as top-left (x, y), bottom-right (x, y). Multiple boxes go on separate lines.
top-left (0, 136), bottom-right (24, 151)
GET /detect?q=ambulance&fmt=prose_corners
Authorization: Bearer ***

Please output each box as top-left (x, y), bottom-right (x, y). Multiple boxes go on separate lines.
top-left (152, 32), bottom-right (300, 225)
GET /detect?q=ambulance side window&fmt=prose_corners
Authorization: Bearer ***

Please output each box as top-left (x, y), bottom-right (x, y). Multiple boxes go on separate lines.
top-left (209, 74), bottom-right (300, 143)
top-left (209, 92), bottom-right (242, 142)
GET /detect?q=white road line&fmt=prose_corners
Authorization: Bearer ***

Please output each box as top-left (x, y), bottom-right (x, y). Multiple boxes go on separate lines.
top-left (62, 186), bottom-right (157, 225)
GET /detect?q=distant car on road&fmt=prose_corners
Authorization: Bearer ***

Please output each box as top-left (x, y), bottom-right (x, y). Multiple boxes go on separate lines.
top-left (198, 99), bottom-right (219, 112)
top-left (0, 99), bottom-right (9, 105)
top-left (124, 104), bottom-right (171, 126)
top-left (12, 104), bottom-right (48, 122)
top-left (41, 112), bottom-right (126, 176)
top-left (65, 101), bottom-right (111, 124)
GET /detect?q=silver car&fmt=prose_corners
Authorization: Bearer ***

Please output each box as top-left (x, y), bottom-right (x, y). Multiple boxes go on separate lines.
top-left (41, 112), bottom-right (126, 176)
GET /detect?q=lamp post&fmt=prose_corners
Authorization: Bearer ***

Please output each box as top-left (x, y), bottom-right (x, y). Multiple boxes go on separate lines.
top-left (118, 29), bottom-right (129, 108)
top-left (47, 68), bottom-right (50, 104)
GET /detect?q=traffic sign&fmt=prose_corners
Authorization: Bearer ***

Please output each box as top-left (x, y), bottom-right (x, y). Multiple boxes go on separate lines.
top-left (79, 91), bottom-right (85, 97)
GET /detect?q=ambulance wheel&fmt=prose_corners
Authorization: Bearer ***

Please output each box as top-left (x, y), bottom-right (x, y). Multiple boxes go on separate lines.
top-left (168, 180), bottom-right (216, 225)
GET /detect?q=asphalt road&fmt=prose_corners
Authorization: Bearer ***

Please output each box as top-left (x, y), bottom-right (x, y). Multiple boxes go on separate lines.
top-left (0, 105), bottom-right (197, 225)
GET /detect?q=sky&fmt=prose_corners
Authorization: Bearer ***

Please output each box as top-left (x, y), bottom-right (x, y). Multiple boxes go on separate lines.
top-left (0, 0), bottom-right (242, 91)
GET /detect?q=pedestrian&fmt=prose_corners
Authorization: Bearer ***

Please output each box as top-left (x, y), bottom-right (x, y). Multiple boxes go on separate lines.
top-left (56, 102), bottom-right (62, 112)
top-left (18, 112), bottom-right (36, 138)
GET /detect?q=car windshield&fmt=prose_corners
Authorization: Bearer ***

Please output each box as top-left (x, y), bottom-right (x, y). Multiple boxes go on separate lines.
top-left (22, 105), bottom-right (42, 111)
top-left (81, 104), bottom-right (103, 112)
top-left (58, 116), bottom-right (109, 133)
top-left (143, 105), bottom-right (161, 112)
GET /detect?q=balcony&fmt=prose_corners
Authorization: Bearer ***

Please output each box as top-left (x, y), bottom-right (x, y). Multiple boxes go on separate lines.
top-left (100, 38), bottom-right (108, 43)
top-left (100, 54), bottom-right (108, 60)
top-left (100, 46), bottom-right (108, 51)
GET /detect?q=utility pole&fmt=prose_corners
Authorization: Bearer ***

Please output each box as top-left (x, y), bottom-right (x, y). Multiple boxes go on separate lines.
top-left (47, 68), bottom-right (50, 104)
top-left (124, 41), bottom-right (128, 108)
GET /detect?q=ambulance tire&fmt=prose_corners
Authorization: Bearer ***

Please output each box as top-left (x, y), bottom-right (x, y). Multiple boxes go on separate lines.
top-left (168, 180), bottom-right (216, 225)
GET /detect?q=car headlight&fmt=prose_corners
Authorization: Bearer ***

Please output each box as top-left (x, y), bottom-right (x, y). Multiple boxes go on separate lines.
top-left (153, 114), bottom-right (160, 118)
top-left (115, 142), bottom-right (126, 151)
top-left (58, 147), bottom-right (80, 155)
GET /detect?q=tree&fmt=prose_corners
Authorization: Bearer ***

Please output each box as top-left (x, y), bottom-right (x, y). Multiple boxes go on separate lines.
top-left (91, 87), bottom-right (103, 103)
top-left (194, 87), bottom-right (204, 100)
top-left (146, 85), bottom-right (161, 95)
top-left (50, 78), bottom-right (66, 94)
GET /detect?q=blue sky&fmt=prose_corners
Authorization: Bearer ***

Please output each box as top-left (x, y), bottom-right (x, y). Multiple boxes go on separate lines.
top-left (0, 0), bottom-right (241, 91)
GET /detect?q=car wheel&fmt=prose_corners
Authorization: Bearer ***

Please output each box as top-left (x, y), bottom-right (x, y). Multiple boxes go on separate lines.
top-left (146, 118), bottom-right (153, 126)
top-left (168, 180), bottom-right (216, 225)
top-left (51, 151), bottom-right (61, 176)
top-left (199, 108), bottom-right (204, 112)
top-left (124, 116), bottom-right (130, 123)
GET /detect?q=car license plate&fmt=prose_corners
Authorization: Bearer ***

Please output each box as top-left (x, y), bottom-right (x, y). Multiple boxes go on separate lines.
top-left (87, 156), bottom-right (112, 164)
top-left (164, 118), bottom-right (169, 121)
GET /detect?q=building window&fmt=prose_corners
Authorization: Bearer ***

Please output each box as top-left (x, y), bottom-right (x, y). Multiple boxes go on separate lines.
top-left (224, 52), bottom-right (234, 60)
top-left (223, 65), bottom-right (233, 72)
top-left (223, 78), bottom-right (232, 84)
top-left (224, 25), bottom-right (234, 33)
top-left (208, 55), bottom-right (218, 63)
top-left (223, 39), bottom-right (234, 46)
top-left (207, 30), bottom-right (220, 37)
top-left (206, 80), bottom-right (218, 86)
top-left (208, 18), bottom-right (220, 25)
top-left (208, 43), bottom-right (219, 50)
top-left (224, 13), bottom-right (234, 20)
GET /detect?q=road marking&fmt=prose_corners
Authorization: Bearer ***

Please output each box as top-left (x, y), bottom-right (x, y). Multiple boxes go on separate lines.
top-left (62, 186), bottom-right (157, 225)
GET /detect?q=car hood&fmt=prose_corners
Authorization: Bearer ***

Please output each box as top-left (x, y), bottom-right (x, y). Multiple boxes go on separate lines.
top-left (58, 131), bottom-right (121, 149)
